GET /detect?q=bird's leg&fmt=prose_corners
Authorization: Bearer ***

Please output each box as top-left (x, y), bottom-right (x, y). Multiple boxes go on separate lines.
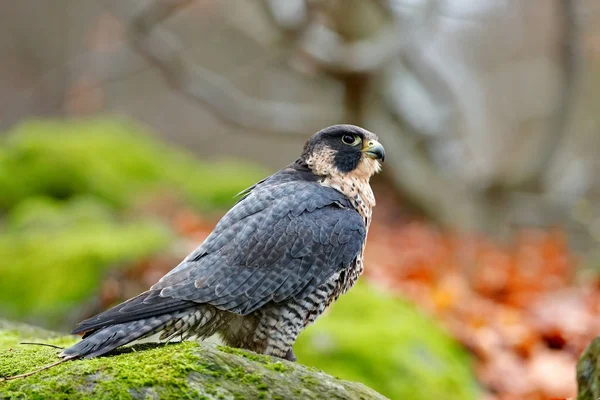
top-left (251, 304), bottom-right (306, 362)
top-left (284, 348), bottom-right (297, 362)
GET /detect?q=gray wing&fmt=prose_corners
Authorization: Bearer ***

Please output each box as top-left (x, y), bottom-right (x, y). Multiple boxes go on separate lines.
top-left (72, 177), bottom-right (365, 334)
top-left (153, 179), bottom-right (366, 314)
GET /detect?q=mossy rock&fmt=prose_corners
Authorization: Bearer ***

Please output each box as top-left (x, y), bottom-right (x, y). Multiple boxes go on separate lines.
top-left (0, 320), bottom-right (386, 400)
top-left (294, 283), bottom-right (480, 400)
top-left (577, 336), bottom-right (600, 399)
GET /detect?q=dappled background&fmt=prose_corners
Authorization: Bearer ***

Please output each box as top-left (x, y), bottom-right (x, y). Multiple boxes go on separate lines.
top-left (1, 0), bottom-right (600, 399)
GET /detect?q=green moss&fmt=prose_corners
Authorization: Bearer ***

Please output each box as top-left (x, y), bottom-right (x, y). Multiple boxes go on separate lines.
top-left (294, 283), bottom-right (480, 400)
top-left (0, 320), bottom-right (387, 399)
top-left (0, 197), bottom-right (172, 324)
top-left (217, 346), bottom-right (272, 364)
top-left (300, 375), bottom-right (319, 387)
top-left (265, 362), bottom-right (288, 373)
top-left (0, 118), bottom-right (265, 212)
top-left (0, 118), bottom-right (266, 327)
top-left (1, 341), bottom-right (205, 399)
top-left (0, 326), bottom-right (221, 399)
top-left (216, 347), bottom-right (289, 374)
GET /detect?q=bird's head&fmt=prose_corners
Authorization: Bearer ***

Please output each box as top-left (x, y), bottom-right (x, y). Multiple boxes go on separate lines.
top-left (300, 125), bottom-right (385, 180)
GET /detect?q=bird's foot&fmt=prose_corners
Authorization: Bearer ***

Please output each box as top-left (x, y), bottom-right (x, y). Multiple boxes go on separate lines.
top-left (284, 349), bottom-right (297, 362)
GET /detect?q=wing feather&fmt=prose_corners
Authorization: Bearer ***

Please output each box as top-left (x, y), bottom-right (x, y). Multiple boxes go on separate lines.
top-left (152, 190), bottom-right (365, 315)
top-left (72, 170), bottom-right (366, 334)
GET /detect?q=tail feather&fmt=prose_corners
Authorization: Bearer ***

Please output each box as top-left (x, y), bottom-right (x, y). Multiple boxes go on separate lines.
top-left (71, 291), bottom-right (191, 335)
top-left (61, 310), bottom-right (192, 358)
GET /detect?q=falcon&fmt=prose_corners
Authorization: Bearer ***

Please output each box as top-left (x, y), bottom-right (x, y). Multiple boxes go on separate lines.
top-left (61, 124), bottom-right (385, 361)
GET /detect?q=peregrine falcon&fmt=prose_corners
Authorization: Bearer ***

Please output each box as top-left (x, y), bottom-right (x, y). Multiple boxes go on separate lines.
top-left (61, 124), bottom-right (385, 361)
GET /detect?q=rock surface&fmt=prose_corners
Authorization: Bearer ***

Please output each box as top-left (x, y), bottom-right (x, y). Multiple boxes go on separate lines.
top-left (0, 320), bottom-right (386, 400)
top-left (577, 336), bottom-right (600, 400)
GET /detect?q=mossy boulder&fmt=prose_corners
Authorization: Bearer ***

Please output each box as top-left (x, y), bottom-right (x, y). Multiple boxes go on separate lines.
top-left (0, 320), bottom-right (386, 400)
top-left (577, 336), bottom-right (600, 399)
top-left (294, 283), bottom-right (480, 400)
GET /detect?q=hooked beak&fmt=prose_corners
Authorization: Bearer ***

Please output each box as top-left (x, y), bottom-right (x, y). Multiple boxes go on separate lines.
top-left (362, 140), bottom-right (385, 162)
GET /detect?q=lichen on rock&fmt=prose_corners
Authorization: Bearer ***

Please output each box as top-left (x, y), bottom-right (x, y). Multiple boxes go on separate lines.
top-left (0, 320), bottom-right (387, 399)
top-left (577, 335), bottom-right (600, 400)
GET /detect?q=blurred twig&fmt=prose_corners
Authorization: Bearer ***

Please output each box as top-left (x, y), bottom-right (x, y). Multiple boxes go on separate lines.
top-left (484, 0), bottom-right (581, 193)
top-left (127, 0), bottom-right (340, 136)
top-left (536, 0), bottom-right (581, 187)
top-left (297, 0), bottom-right (486, 231)
top-left (367, 96), bottom-right (488, 232)
top-left (20, 342), bottom-right (65, 350)
top-left (292, 0), bottom-right (437, 74)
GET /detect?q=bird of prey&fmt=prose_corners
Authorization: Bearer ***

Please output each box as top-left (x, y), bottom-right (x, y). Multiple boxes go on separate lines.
top-left (60, 124), bottom-right (385, 362)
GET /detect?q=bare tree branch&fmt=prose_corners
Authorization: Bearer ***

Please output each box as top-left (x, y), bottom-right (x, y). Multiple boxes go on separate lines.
top-left (366, 96), bottom-right (488, 233)
top-left (294, 0), bottom-right (438, 74)
top-left (535, 0), bottom-right (581, 185)
top-left (127, 0), bottom-right (340, 136)
top-left (480, 0), bottom-right (581, 193)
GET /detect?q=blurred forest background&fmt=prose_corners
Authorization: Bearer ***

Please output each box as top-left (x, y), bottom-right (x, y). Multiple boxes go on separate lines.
top-left (1, 0), bottom-right (600, 399)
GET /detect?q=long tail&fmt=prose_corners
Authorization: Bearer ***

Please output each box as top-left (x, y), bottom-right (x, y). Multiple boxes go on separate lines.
top-left (60, 312), bottom-right (183, 358)
top-left (60, 306), bottom-right (230, 359)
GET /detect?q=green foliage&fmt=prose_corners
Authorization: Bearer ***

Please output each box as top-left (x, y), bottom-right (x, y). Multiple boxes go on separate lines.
top-left (294, 283), bottom-right (480, 400)
top-left (0, 118), bottom-right (265, 211)
top-left (0, 196), bottom-right (172, 324)
top-left (0, 118), bottom-right (265, 326)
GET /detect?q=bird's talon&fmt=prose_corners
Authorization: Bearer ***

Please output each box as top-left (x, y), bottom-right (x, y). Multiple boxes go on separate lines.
top-left (284, 349), bottom-right (297, 362)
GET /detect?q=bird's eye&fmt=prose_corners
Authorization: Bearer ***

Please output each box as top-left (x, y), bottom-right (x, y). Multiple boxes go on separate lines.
top-left (341, 134), bottom-right (360, 146)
